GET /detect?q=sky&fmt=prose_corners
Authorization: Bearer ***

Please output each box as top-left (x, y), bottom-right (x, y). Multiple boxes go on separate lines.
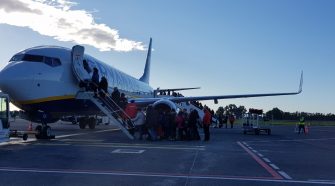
top-left (0, 0), bottom-right (334, 114)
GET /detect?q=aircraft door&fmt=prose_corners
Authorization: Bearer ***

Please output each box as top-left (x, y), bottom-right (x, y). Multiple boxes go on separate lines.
top-left (71, 45), bottom-right (91, 82)
top-left (0, 96), bottom-right (9, 129)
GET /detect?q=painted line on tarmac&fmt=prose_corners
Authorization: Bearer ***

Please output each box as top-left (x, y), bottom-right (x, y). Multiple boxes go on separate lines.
top-left (245, 137), bottom-right (335, 143)
top-left (0, 167), bottom-right (334, 185)
top-left (92, 128), bottom-right (120, 133)
top-left (241, 141), bottom-right (293, 181)
top-left (71, 144), bottom-right (205, 151)
top-left (278, 171), bottom-right (292, 180)
top-left (56, 128), bottom-right (119, 139)
top-left (309, 179), bottom-right (335, 183)
top-left (33, 142), bottom-right (205, 151)
top-left (257, 153), bottom-right (264, 157)
top-left (237, 141), bottom-right (283, 179)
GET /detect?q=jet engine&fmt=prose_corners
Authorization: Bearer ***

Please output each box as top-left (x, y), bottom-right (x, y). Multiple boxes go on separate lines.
top-left (152, 99), bottom-right (177, 111)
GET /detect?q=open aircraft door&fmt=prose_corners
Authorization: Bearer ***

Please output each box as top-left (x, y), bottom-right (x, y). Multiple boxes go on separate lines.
top-left (71, 45), bottom-right (91, 82)
top-left (0, 93), bottom-right (10, 142)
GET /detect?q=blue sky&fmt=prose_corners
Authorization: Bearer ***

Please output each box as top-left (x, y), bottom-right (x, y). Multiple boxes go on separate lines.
top-left (0, 0), bottom-right (334, 114)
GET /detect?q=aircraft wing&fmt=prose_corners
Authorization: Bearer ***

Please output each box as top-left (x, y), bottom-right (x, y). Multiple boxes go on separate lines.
top-left (132, 72), bottom-right (303, 105)
top-left (157, 87), bottom-right (200, 92)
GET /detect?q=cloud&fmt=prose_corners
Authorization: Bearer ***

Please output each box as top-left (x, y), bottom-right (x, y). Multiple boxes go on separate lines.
top-left (0, 0), bottom-right (145, 52)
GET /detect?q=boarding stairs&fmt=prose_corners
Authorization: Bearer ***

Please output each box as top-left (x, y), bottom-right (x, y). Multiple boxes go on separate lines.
top-left (76, 91), bottom-right (135, 140)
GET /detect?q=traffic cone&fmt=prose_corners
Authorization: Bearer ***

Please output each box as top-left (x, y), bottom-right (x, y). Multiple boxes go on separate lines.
top-left (305, 124), bottom-right (309, 134)
top-left (28, 122), bottom-right (33, 131)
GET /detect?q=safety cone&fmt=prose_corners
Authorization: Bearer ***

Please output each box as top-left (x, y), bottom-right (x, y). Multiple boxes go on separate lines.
top-left (28, 122), bottom-right (33, 131)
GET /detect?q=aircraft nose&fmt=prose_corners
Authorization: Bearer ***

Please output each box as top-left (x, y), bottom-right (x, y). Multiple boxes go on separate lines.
top-left (0, 64), bottom-right (17, 93)
top-left (0, 63), bottom-right (35, 100)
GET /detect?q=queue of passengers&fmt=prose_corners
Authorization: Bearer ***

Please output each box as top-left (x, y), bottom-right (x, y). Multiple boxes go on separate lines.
top-left (130, 106), bottom-right (212, 141)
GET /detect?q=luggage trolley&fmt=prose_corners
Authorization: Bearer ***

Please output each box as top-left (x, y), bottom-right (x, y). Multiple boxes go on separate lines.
top-left (242, 108), bottom-right (271, 135)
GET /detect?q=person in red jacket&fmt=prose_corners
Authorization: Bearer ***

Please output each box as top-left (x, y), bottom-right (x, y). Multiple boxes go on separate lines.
top-left (124, 100), bottom-right (137, 119)
top-left (203, 107), bottom-right (212, 141)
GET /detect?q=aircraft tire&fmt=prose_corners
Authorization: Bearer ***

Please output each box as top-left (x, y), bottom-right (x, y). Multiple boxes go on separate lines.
top-left (79, 118), bottom-right (86, 129)
top-left (44, 126), bottom-right (52, 137)
top-left (35, 125), bottom-right (42, 139)
top-left (88, 117), bottom-right (96, 129)
top-left (23, 133), bottom-right (28, 141)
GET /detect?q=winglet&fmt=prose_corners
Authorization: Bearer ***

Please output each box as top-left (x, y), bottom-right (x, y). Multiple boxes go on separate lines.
top-left (139, 38), bottom-right (152, 84)
top-left (298, 71), bottom-right (303, 93)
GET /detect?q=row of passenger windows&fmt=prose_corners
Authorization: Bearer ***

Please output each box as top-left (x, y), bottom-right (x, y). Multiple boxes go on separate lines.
top-left (9, 54), bottom-right (62, 67)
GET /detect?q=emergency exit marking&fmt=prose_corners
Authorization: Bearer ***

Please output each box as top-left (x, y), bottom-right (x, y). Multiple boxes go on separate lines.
top-left (111, 149), bottom-right (145, 154)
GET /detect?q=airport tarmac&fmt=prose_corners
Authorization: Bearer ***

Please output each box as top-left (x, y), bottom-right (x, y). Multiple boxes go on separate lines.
top-left (1, 119), bottom-right (335, 186)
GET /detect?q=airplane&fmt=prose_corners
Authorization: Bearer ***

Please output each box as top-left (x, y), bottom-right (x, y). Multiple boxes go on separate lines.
top-left (0, 38), bottom-right (303, 138)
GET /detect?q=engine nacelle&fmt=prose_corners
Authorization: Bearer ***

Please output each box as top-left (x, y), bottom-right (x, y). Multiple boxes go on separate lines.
top-left (152, 99), bottom-right (177, 111)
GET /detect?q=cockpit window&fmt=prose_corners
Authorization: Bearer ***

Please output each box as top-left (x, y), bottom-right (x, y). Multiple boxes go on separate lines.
top-left (9, 54), bottom-right (23, 62)
top-left (23, 54), bottom-right (44, 62)
top-left (9, 54), bottom-right (62, 67)
top-left (45, 57), bottom-right (61, 67)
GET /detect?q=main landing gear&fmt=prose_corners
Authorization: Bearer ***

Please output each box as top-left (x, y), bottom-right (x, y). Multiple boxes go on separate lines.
top-left (78, 117), bottom-right (97, 130)
top-left (35, 124), bottom-right (55, 139)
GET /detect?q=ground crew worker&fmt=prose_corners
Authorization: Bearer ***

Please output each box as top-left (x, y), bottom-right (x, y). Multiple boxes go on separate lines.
top-left (298, 117), bottom-right (305, 134)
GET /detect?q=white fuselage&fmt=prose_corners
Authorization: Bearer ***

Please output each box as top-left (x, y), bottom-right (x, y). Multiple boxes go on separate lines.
top-left (0, 46), bottom-right (153, 116)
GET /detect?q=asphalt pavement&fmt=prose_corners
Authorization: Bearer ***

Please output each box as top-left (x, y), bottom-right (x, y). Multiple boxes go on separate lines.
top-left (1, 119), bottom-right (335, 186)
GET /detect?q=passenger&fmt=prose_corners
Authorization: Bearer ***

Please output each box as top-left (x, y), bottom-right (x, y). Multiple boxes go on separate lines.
top-left (111, 87), bottom-right (121, 106)
top-left (157, 111), bottom-right (166, 139)
top-left (91, 67), bottom-right (99, 96)
top-left (168, 109), bottom-right (177, 140)
top-left (224, 115), bottom-right (228, 128)
top-left (229, 114), bottom-right (235, 128)
top-left (124, 100), bottom-right (137, 119)
top-left (218, 114), bottom-right (223, 128)
top-left (83, 59), bottom-right (92, 74)
top-left (298, 117), bottom-right (306, 134)
top-left (98, 76), bottom-right (108, 97)
top-left (146, 105), bottom-right (159, 141)
top-left (119, 93), bottom-right (128, 110)
top-left (203, 107), bottom-right (212, 141)
top-left (131, 108), bottom-right (146, 140)
top-left (188, 109), bottom-right (200, 140)
top-left (175, 110), bottom-right (186, 140)
top-left (182, 109), bottom-right (190, 140)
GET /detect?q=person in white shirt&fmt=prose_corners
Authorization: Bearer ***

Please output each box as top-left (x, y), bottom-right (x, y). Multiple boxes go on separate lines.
top-left (131, 108), bottom-right (146, 140)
